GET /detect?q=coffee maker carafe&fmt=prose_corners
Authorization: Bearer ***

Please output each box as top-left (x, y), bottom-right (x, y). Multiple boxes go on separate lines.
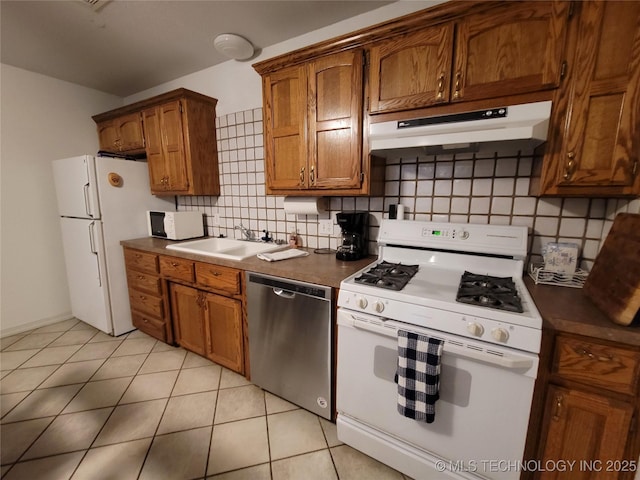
top-left (336, 211), bottom-right (368, 261)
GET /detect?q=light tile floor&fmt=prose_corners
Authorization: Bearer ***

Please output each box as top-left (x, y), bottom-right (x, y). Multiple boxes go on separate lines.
top-left (1, 319), bottom-right (413, 480)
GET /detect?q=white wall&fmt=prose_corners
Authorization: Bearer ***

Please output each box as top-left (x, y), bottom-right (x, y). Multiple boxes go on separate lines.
top-left (0, 64), bottom-right (122, 335)
top-left (125, 1), bottom-right (440, 115)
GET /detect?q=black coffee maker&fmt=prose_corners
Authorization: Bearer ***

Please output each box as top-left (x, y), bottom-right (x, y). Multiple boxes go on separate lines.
top-left (336, 211), bottom-right (369, 261)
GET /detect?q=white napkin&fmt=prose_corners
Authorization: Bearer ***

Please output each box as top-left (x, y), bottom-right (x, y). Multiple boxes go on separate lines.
top-left (257, 249), bottom-right (310, 262)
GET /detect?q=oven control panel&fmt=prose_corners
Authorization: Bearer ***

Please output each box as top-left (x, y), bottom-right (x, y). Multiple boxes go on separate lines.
top-left (421, 227), bottom-right (469, 240)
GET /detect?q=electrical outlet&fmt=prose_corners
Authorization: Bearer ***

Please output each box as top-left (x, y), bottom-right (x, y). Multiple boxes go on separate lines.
top-left (319, 219), bottom-right (333, 235)
top-left (212, 214), bottom-right (221, 226)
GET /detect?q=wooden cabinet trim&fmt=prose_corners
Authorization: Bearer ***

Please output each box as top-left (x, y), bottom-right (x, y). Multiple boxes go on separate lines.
top-left (252, 1), bottom-right (502, 75)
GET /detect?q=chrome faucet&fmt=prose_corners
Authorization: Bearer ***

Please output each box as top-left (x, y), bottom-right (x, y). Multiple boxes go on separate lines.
top-left (234, 223), bottom-right (255, 241)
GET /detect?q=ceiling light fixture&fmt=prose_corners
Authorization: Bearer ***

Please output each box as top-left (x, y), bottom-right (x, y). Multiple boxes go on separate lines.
top-left (214, 34), bottom-right (255, 61)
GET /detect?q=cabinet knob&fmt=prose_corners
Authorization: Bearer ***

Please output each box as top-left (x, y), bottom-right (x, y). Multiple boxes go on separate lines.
top-left (436, 73), bottom-right (445, 101)
top-left (171, 262), bottom-right (179, 267)
top-left (310, 165), bottom-right (315, 184)
top-left (299, 166), bottom-right (305, 185)
top-left (453, 71), bottom-right (462, 100)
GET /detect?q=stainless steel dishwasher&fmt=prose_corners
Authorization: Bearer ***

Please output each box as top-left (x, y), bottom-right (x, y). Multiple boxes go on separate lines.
top-left (246, 272), bottom-right (333, 419)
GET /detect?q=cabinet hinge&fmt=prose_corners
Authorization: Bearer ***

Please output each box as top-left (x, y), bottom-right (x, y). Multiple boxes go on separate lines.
top-left (560, 61), bottom-right (568, 80)
top-left (179, 102), bottom-right (183, 114)
top-left (633, 160), bottom-right (638, 176)
top-left (568, 1), bottom-right (575, 19)
top-left (364, 50), bottom-right (369, 67)
top-left (360, 172), bottom-right (365, 183)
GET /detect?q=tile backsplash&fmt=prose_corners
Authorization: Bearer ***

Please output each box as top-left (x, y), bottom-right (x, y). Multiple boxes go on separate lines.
top-left (177, 108), bottom-right (640, 271)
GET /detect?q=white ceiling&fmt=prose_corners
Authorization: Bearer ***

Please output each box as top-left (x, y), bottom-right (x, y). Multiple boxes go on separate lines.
top-left (1, 0), bottom-right (393, 97)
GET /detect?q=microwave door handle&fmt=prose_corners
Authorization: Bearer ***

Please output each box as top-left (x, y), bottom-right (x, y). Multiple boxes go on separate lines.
top-left (351, 317), bottom-right (533, 370)
top-left (88, 221), bottom-right (102, 287)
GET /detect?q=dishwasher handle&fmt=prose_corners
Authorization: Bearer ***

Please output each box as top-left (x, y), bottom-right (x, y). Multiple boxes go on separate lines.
top-left (273, 288), bottom-right (296, 299)
top-left (247, 272), bottom-right (330, 301)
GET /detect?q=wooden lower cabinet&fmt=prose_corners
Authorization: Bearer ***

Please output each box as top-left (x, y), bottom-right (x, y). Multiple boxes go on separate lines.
top-left (533, 334), bottom-right (640, 480)
top-left (538, 386), bottom-right (633, 480)
top-left (124, 248), bottom-right (172, 343)
top-left (170, 284), bottom-right (207, 356)
top-left (169, 282), bottom-right (244, 374)
top-left (202, 292), bottom-right (244, 372)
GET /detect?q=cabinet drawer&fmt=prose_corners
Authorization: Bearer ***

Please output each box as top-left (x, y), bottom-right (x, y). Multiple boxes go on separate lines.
top-left (129, 291), bottom-right (164, 319)
top-left (159, 256), bottom-right (195, 283)
top-left (124, 249), bottom-right (159, 274)
top-left (195, 263), bottom-right (241, 295)
top-left (126, 270), bottom-right (162, 295)
top-left (553, 336), bottom-right (640, 395)
top-left (132, 311), bottom-right (167, 342)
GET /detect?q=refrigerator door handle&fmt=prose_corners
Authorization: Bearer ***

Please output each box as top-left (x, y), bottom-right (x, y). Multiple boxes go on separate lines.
top-left (88, 221), bottom-right (102, 287)
top-left (83, 183), bottom-right (92, 218)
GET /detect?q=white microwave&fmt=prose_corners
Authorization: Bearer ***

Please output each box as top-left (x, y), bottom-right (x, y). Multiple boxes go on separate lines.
top-left (147, 211), bottom-right (205, 240)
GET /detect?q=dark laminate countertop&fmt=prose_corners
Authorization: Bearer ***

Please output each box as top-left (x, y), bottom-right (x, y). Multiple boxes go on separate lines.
top-left (121, 237), bottom-right (375, 289)
top-left (525, 277), bottom-right (640, 348)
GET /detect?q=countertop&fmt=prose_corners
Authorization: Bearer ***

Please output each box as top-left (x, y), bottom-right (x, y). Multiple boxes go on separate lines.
top-left (121, 237), bottom-right (375, 289)
top-left (525, 277), bottom-right (640, 348)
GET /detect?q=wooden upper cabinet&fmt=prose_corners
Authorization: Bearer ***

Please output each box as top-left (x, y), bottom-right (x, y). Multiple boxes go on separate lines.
top-left (454, 1), bottom-right (568, 102)
top-left (533, 1), bottom-right (640, 196)
top-left (143, 101), bottom-right (190, 194)
top-left (96, 112), bottom-right (145, 154)
top-left (263, 50), bottom-right (367, 195)
top-left (367, 1), bottom-right (569, 115)
top-left (309, 51), bottom-right (363, 190)
top-left (368, 25), bottom-right (454, 113)
top-left (263, 65), bottom-right (308, 191)
top-left (93, 88), bottom-right (219, 197)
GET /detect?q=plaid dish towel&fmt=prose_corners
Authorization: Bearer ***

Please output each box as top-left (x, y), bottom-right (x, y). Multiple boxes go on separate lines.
top-left (396, 329), bottom-right (444, 423)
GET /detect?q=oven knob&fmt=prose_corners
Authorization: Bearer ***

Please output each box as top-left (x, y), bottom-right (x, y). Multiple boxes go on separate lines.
top-left (357, 297), bottom-right (368, 309)
top-left (373, 301), bottom-right (385, 313)
top-left (491, 328), bottom-right (509, 342)
top-left (466, 322), bottom-right (484, 337)
top-left (459, 230), bottom-right (470, 240)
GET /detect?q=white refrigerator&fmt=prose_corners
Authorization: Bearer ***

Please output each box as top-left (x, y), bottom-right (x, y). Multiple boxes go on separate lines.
top-left (53, 155), bottom-right (175, 336)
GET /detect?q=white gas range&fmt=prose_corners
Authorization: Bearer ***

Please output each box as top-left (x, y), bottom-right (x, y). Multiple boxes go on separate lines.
top-left (336, 220), bottom-right (542, 480)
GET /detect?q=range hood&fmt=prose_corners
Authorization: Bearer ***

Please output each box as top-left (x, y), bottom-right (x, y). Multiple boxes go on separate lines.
top-left (369, 101), bottom-right (552, 156)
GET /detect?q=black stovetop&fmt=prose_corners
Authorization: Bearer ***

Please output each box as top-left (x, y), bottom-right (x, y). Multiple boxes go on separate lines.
top-left (455, 271), bottom-right (523, 313)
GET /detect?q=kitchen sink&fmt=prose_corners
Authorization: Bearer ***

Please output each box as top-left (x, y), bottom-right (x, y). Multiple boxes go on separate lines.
top-left (166, 237), bottom-right (284, 260)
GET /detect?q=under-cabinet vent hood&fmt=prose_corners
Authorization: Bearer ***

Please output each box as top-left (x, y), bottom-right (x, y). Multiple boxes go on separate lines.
top-left (369, 101), bottom-right (552, 156)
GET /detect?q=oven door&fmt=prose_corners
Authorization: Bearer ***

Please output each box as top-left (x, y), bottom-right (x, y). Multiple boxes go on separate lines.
top-left (336, 308), bottom-right (539, 480)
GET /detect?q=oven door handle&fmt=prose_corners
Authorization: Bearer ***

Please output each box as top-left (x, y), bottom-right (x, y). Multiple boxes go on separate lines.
top-left (351, 317), bottom-right (534, 370)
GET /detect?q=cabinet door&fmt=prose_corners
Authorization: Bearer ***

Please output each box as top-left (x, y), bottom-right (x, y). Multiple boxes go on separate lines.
top-left (170, 284), bottom-right (206, 356)
top-left (203, 293), bottom-right (244, 373)
top-left (538, 385), bottom-right (633, 480)
top-left (142, 106), bottom-right (168, 193)
top-left (116, 112), bottom-right (145, 151)
top-left (368, 25), bottom-right (454, 113)
top-left (308, 50), bottom-right (364, 189)
top-left (454, 2), bottom-right (569, 102)
top-left (158, 101), bottom-right (189, 193)
top-left (551, 1), bottom-right (640, 194)
top-left (263, 65), bottom-right (308, 191)
top-left (97, 120), bottom-right (120, 153)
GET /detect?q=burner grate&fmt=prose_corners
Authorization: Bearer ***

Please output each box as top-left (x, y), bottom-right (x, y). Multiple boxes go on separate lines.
top-left (354, 261), bottom-right (419, 291)
top-left (456, 271), bottom-right (523, 313)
